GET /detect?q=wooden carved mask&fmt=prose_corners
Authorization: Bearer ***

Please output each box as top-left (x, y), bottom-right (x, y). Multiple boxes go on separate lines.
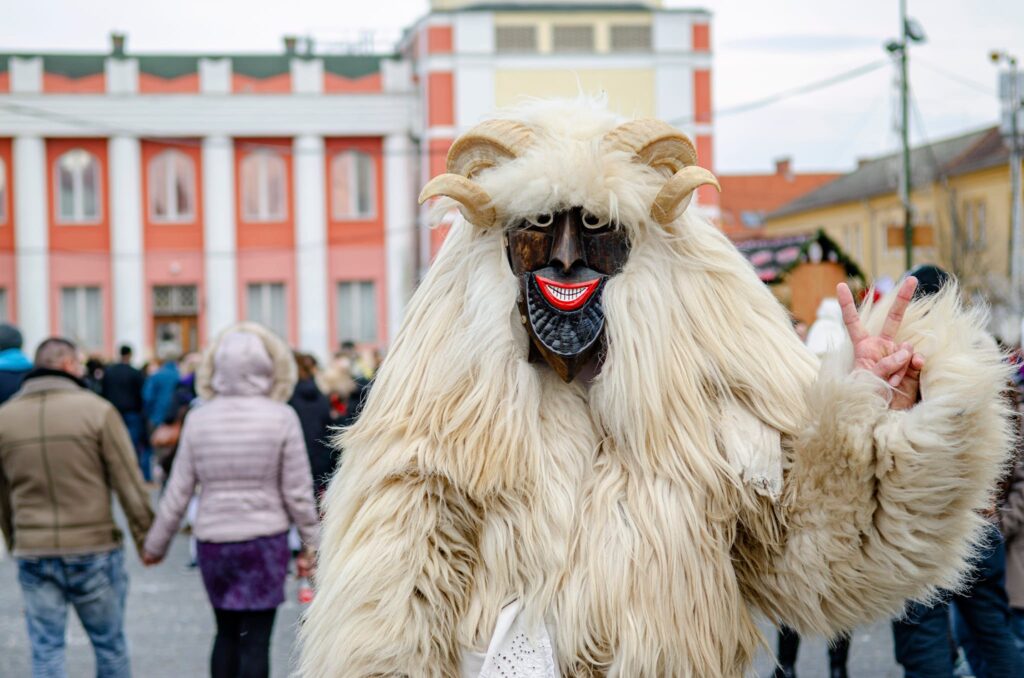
top-left (506, 207), bottom-right (630, 382)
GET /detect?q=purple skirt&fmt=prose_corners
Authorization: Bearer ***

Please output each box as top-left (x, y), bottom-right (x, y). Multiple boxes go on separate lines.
top-left (197, 532), bottom-right (289, 610)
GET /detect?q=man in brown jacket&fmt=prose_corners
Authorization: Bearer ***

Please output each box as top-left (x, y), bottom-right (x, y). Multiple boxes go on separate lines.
top-left (0, 337), bottom-right (154, 678)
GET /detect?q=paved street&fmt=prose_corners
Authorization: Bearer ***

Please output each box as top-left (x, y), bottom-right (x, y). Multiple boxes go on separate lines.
top-left (0, 508), bottom-right (902, 677)
top-left (0, 520), bottom-right (304, 677)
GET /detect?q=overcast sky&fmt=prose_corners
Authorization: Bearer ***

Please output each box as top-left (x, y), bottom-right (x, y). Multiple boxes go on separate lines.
top-left (2, 0), bottom-right (1022, 172)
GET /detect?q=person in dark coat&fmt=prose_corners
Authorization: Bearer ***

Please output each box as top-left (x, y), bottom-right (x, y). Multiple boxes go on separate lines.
top-left (0, 323), bottom-right (32, 405)
top-left (102, 344), bottom-right (151, 481)
top-left (288, 352), bottom-right (336, 502)
top-left (892, 264), bottom-right (1024, 678)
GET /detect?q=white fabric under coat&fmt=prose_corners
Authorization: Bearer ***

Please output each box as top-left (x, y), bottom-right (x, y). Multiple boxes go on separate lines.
top-left (461, 601), bottom-right (558, 678)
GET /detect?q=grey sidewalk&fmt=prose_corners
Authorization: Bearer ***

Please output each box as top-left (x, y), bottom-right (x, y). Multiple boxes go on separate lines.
top-left (0, 530), bottom-right (901, 677)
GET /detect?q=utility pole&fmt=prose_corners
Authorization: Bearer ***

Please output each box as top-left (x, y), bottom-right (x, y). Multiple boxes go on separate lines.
top-left (993, 51), bottom-right (1023, 319)
top-left (886, 1), bottom-right (925, 270)
top-left (899, 0), bottom-right (913, 270)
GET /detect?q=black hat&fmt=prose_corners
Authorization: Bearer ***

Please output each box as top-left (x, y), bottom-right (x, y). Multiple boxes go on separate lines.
top-left (907, 264), bottom-right (950, 299)
top-left (0, 323), bottom-right (22, 351)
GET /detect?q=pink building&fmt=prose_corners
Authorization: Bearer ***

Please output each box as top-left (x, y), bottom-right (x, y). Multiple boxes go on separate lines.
top-left (0, 1), bottom-right (714, 358)
top-left (0, 40), bottom-right (416, 359)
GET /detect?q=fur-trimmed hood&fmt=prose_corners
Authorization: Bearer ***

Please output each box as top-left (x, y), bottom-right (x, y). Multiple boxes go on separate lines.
top-left (195, 322), bottom-right (297, 402)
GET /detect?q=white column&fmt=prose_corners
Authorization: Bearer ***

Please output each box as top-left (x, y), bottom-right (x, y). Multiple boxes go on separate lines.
top-left (384, 133), bottom-right (416, 342)
top-left (105, 58), bottom-right (139, 94)
top-left (290, 58), bottom-right (324, 94)
top-left (13, 136), bottom-right (49, 354)
top-left (109, 136), bottom-right (145, 353)
top-left (202, 135), bottom-right (237, 339)
top-left (293, 134), bottom-right (329, 359)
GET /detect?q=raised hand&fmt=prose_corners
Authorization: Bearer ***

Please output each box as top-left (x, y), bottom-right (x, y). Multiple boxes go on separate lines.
top-left (836, 276), bottom-right (925, 411)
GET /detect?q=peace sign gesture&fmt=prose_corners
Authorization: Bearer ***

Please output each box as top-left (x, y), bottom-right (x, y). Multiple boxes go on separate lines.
top-left (837, 276), bottom-right (925, 411)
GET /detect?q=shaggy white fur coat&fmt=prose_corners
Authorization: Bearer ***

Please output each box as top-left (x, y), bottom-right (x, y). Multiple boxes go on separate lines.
top-left (299, 100), bottom-right (1013, 677)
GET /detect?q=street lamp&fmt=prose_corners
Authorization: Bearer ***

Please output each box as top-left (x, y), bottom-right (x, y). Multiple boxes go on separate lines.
top-left (886, 1), bottom-right (926, 271)
top-left (991, 50), bottom-right (1023, 325)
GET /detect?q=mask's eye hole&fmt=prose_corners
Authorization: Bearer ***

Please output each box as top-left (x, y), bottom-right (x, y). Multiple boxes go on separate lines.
top-left (526, 213), bottom-right (553, 228)
top-left (582, 211), bottom-right (609, 230)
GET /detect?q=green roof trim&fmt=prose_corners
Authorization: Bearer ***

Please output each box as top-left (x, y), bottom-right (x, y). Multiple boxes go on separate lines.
top-left (2, 51), bottom-right (392, 81)
top-left (445, 2), bottom-right (709, 13)
top-left (137, 56), bottom-right (200, 79)
top-left (42, 54), bottom-right (106, 78)
top-left (453, 2), bottom-right (694, 12)
top-left (322, 55), bottom-right (386, 79)
top-left (231, 55), bottom-right (291, 78)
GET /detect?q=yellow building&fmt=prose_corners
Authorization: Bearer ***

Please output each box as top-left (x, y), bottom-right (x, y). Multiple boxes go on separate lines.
top-left (402, 0), bottom-right (718, 261)
top-left (764, 127), bottom-right (1022, 312)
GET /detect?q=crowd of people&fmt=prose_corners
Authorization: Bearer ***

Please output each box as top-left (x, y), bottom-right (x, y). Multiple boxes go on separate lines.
top-left (4, 268), bottom-right (1024, 677)
top-left (0, 321), bottom-right (376, 678)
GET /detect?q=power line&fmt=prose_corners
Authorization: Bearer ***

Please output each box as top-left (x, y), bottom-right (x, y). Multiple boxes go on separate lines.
top-left (914, 58), bottom-right (996, 96)
top-left (3, 61), bottom-right (890, 152)
top-left (668, 60), bottom-right (888, 126)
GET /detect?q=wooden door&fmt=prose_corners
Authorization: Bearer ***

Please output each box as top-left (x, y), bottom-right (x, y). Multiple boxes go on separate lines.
top-left (154, 315), bottom-right (199, 357)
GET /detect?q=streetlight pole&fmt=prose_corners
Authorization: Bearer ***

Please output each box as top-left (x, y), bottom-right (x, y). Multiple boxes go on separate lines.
top-left (899, 0), bottom-right (913, 271)
top-left (993, 51), bottom-right (1023, 321)
top-left (887, 1), bottom-right (924, 270)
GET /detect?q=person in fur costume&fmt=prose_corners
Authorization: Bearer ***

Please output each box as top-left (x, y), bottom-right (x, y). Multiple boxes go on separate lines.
top-left (299, 99), bottom-right (1014, 677)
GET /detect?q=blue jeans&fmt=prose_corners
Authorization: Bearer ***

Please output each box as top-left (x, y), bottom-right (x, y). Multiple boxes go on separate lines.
top-left (1011, 607), bottom-right (1024, 656)
top-left (893, 524), bottom-right (1024, 678)
top-left (17, 549), bottom-right (131, 678)
top-left (121, 411), bottom-right (151, 482)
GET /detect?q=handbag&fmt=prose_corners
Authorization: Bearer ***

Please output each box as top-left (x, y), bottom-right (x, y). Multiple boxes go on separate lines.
top-left (150, 421), bottom-right (181, 450)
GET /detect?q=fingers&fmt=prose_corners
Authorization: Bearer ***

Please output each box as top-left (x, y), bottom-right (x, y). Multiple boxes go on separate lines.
top-left (880, 276), bottom-right (918, 342)
top-left (887, 341), bottom-right (915, 387)
top-left (890, 353), bottom-right (925, 410)
top-left (837, 282), bottom-right (869, 344)
top-left (874, 347), bottom-right (911, 384)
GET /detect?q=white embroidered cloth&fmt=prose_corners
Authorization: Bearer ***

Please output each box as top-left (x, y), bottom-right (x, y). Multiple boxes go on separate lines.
top-left (460, 601), bottom-right (558, 678)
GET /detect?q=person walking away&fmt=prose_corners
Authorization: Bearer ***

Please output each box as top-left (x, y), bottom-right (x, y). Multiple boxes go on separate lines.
top-left (84, 357), bottom-right (104, 395)
top-left (288, 352), bottom-right (336, 503)
top-left (999, 386), bottom-right (1024, 654)
top-left (0, 322), bottom-right (32, 405)
top-left (0, 337), bottom-right (154, 678)
top-left (141, 323), bottom-right (318, 678)
top-left (891, 264), bottom-right (1024, 678)
top-left (143, 352), bottom-right (180, 473)
top-left (102, 344), bottom-right (151, 481)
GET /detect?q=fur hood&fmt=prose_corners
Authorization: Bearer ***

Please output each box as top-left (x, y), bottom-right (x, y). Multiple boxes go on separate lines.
top-left (195, 322), bottom-right (297, 402)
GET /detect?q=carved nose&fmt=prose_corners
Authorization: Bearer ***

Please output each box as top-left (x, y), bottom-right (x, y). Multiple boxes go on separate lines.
top-left (548, 212), bottom-right (585, 274)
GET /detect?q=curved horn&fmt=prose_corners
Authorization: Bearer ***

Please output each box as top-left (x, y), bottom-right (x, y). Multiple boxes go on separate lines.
top-left (651, 166), bottom-right (720, 225)
top-left (602, 119), bottom-right (697, 175)
top-left (447, 119), bottom-right (537, 178)
top-left (418, 173), bottom-right (497, 229)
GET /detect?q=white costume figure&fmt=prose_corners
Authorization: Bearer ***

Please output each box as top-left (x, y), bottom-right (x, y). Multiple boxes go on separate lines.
top-left (299, 99), bottom-right (1013, 677)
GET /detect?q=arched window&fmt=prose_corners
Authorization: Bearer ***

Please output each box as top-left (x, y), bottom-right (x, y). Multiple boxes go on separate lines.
top-left (0, 157), bottom-right (7, 224)
top-left (149, 150), bottom-right (196, 223)
top-left (56, 149), bottom-right (101, 223)
top-left (331, 150), bottom-right (376, 220)
top-left (241, 150), bottom-right (287, 222)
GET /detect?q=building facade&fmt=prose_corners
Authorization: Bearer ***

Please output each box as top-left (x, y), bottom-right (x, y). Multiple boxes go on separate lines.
top-left (763, 126), bottom-right (1023, 338)
top-left (0, 0), bottom-right (714, 359)
top-left (401, 0), bottom-right (716, 264)
top-left (717, 158), bottom-right (840, 241)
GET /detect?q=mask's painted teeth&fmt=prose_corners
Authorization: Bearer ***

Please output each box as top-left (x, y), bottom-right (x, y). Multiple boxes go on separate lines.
top-left (534, 274), bottom-right (602, 311)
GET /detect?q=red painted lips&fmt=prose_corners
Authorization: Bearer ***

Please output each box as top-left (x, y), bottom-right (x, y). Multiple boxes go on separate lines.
top-left (534, 274), bottom-right (601, 311)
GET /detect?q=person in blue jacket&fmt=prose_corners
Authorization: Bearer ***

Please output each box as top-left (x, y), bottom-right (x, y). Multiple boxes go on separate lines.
top-left (0, 323), bottom-right (32, 405)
